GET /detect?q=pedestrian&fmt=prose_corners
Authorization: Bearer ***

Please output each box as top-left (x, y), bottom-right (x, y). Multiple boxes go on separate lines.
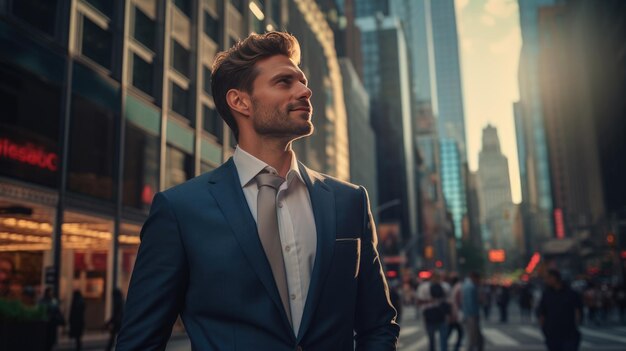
top-left (480, 284), bottom-right (492, 321)
top-left (519, 284), bottom-right (533, 323)
top-left (416, 271), bottom-right (450, 351)
top-left (537, 269), bottom-right (583, 351)
top-left (496, 284), bottom-right (510, 323)
top-left (38, 287), bottom-right (65, 351)
top-left (116, 31), bottom-right (399, 350)
top-left (462, 271), bottom-right (484, 351)
top-left (446, 274), bottom-right (464, 351)
top-left (105, 288), bottom-right (124, 351)
top-left (69, 289), bottom-right (85, 351)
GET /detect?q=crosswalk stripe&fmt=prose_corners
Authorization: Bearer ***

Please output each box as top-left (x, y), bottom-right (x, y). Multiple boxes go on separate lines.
top-left (400, 325), bottom-right (420, 337)
top-left (581, 327), bottom-right (626, 344)
top-left (483, 327), bottom-right (519, 346)
top-left (519, 326), bottom-right (543, 340)
top-left (402, 337), bottom-right (428, 351)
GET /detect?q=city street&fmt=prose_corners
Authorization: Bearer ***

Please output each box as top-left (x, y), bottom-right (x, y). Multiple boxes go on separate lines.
top-left (162, 305), bottom-right (626, 351)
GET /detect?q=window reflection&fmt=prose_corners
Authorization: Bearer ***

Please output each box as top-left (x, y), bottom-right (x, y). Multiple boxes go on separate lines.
top-left (82, 17), bottom-right (113, 70)
top-left (165, 145), bottom-right (194, 189)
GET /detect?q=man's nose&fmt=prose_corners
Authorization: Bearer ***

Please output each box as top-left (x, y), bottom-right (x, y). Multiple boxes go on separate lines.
top-left (298, 83), bottom-right (312, 99)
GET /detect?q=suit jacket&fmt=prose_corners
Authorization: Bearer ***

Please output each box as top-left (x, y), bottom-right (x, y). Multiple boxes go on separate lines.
top-left (116, 158), bottom-right (399, 350)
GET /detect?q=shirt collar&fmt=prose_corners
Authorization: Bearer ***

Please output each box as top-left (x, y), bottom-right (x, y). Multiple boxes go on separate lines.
top-left (233, 145), bottom-right (304, 188)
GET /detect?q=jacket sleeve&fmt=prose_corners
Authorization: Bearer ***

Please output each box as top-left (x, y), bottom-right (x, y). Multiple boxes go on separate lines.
top-left (116, 192), bottom-right (189, 351)
top-left (354, 187), bottom-right (400, 350)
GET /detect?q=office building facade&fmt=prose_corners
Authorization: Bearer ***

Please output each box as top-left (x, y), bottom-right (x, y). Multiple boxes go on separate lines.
top-left (0, 0), bottom-right (346, 328)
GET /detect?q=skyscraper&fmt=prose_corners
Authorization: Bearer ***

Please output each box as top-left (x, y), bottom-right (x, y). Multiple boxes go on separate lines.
top-left (516, 0), bottom-right (556, 247)
top-left (354, 5), bottom-right (419, 261)
top-left (478, 125), bottom-right (514, 249)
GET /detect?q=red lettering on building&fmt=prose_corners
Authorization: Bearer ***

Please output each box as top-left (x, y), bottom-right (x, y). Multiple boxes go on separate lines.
top-left (554, 208), bottom-right (565, 239)
top-left (0, 137), bottom-right (58, 172)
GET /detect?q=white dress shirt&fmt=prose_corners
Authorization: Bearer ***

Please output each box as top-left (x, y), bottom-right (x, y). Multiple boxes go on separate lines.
top-left (233, 146), bottom-right (317, 335)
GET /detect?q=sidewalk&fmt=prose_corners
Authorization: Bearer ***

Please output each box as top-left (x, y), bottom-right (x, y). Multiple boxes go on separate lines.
top-left (55, 331), bottom-right (189, 350)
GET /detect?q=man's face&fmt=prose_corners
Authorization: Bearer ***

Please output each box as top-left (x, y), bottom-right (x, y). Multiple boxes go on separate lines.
top-left (247, 55), bottom-right (313, 140)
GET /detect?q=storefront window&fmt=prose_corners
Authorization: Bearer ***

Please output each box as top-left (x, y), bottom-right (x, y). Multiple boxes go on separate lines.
top-left (118, 222), bottom-right (140, 296)
top-left (61, 211), bottom-right (113, 330)
top-left (0, 200), bottom-right (54, 304)
top-left (0, 63), bottom-right (61, 188)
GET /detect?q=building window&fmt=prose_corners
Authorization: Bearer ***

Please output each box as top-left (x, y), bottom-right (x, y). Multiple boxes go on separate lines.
top-left (0, 63), bottom-right (61, 188)
top-left (11, 0), bottom-right (58, 36)
top-left (165, 145), bottom-right (194, 189)
top-left (133, 6), bottom-right (156, 50)
top-left (123, 122), bottom-right (159, 210)
top-left (81, 16), bottom-right (113, 70)
top-left (132, 54), bottom-right (154, 96)
top-left (174, 0), bottom-right (191, 17)
top-left (231, 0), bottom-right (245, 13)
top-left (200, 162), bottom-right (215, 174)
top-left (271, 0), bottom-right (281, 25)
top-left (171, 40), bottom-right (190, 77)
top-left (68, 94), bottom-right (116, 200)
top-left (204, 11), bottom-right (220, 42)
top-left (83, 0), bottom-right (113, 18)
top-left (203, 66), bottom-right (212, 95)
top-left (203, 105), bottom-right (222, 142)
top-left (171, 83), bottom-right (189, 118)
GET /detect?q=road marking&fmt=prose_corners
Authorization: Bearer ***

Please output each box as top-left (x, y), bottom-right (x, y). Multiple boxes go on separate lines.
top-left (483, 327), bottom-right (519, 346)
top-left (401, 336), bottom-right (428, 351)
top-left (400, 325), bottom-right (420, 337)
top-left (581, 327), bottom-right (626, 344)
top-left (519, 326), bottom-right (543, 340)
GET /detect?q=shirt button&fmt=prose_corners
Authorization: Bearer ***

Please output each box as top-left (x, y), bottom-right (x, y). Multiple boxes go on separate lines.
top-left (278, 202), bottom-right (284, 208)
top-left (285, 245), bottom-right (291, 252)
top-left (290, 294), bottom-right (296, 300)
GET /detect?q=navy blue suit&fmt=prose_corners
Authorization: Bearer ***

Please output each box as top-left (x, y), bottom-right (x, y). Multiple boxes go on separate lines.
top-left (116, 159), bottom-right (399, 350)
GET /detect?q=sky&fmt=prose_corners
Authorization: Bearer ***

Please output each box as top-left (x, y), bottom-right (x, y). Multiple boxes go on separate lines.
top-left (454, 0), bottom-right (522, 204)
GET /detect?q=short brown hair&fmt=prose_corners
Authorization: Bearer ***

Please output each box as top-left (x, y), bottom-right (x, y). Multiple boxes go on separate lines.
top-left (210, 31), bottom-right (301, 141)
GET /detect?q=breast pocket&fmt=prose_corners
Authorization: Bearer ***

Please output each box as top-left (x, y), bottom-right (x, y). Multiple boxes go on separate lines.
top-left (335, 238), bottom-right (361, 278)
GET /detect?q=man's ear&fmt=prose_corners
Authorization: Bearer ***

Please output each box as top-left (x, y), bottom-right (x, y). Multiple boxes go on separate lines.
top-left (226, 89), bottom-right (251, 117)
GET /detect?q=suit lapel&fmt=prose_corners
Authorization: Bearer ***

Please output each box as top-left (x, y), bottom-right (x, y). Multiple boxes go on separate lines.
top-left (297, 162), bottom-right (336, 341)
top-left (207, 159), bottom-right (295, 336)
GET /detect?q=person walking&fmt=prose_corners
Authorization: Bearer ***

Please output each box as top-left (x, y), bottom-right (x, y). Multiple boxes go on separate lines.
top-left (496, 284), bottom-right (510, 323)
top-left (537, 269), bottom-right (583, 351)
top-left (462, 272), bottom-right (484, 351)
top-left (519, 284), bottom-right (533, 323)
top-left (416, 271), bottom-right (450, 351)
top-left (39, 287), bottom-right (65, 351)
top-left (105, 288), bottom-right (124, 351)
top-left (446, 274), bottom-right (464, 351)
top-left (69, 290), bottom-right (85, 350)
top-left (116, 31), bottom-right (399, 350)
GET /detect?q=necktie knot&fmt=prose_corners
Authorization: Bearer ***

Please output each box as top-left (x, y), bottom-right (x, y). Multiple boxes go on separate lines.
top-left (256, 171), bottom-right (285, 191)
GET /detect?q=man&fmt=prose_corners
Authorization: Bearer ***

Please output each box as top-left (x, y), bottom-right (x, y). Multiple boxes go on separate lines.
top-left (462, 272), bottom-right (484, 351)
top-left (537, 269), bottom-right (583, 351)
top-left (116, 31), bottom-right (399, 350)
top-left (416, 271), bottom-right (450, 351)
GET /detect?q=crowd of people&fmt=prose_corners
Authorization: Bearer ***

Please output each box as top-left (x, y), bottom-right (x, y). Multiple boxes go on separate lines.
top-left (391, 269), bottom-right (626, 351)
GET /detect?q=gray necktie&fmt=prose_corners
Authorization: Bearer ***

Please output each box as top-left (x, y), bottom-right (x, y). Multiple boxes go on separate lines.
top-left (256, 171), bottom-right (292, 326)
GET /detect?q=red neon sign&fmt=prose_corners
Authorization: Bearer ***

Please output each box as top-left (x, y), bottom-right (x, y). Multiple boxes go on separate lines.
top-left (0, 137), bottom-right (58, 172)
top-left (489, 249), bottom-right (506, 263)
top-left (554, 209), bottom-right (565, 239)
top-left (525, 252), bottom-right (541, 273)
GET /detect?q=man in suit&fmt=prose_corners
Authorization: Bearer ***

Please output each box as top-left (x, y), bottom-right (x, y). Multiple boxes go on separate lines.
top-left (116, 31), bottom-right (399, 350)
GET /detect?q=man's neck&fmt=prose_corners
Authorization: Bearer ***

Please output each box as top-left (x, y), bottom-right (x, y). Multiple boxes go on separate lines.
top-left (238, 138), bottom-right (294, 178)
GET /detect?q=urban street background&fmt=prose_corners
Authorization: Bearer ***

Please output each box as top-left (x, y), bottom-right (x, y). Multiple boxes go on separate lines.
top-left (1, 0), bottom-right (625, 350)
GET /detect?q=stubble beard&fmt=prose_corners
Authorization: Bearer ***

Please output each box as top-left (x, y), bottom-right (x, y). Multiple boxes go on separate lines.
top-left (251, 100), bottom-right (314, 139)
